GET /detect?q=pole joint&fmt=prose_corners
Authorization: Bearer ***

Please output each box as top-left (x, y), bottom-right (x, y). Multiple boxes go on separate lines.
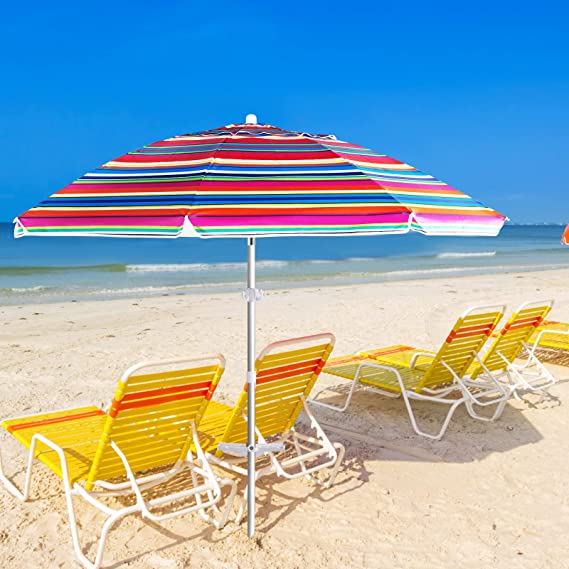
top-left (243, 288), bottom-right (263, 303)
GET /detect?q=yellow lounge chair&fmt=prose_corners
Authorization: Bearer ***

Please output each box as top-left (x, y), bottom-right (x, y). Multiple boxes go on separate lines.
top-left (378, 300), bottom-right (557, 397)
top-left (311, 305), bottom-right (510, 439)
top-left (0, 356), bottom-right (237, 569)
top-left (198, 333), bottom-right (345, 523)
top-left (469, 300), bottom-right (557, 398)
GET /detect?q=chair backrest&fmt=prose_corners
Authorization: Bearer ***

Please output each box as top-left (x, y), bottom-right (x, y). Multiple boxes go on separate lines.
top-left (470, 300), bottom-right (553, 379)
top-left (85, 355), bottom-right (225, 490)
top-left (215, 333), bottom-right (335, 457)
top-left (417, 304), bottom-right (505, 390)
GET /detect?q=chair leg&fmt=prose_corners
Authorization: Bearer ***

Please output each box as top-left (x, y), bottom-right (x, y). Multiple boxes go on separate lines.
top-left (301, 401), bottom-right (345, 487)
top-left (401, 390), bottom-right (463, 440)
top-left (464, 397), bottom-right (507, 423)
top-left (324, 443), bottom-right (345, 488)
top-left (0, 442), bottom-right (36, 501)
top-left (284, 432), bottom-right (345, 489)
top-left (507, 363), bottom-right (556, 402)
top-left (291, 434), bottom-right (311, 482)
top-left (67, 490), bottom-right (134, 569)
top-left (310, 376), bottom-right (361, 412)
top-left (27, 435), bottom-right (138, 569)
top-left (234, 484), bottom-right (248, 526)
top-left (197, 478), bottom-right (238, 530)
top-left (0, 435), bottom-right (132, 569)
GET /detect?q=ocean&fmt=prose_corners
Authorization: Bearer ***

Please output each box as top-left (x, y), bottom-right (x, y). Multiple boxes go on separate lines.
top-left (0, 223), bottom-right (567, 305)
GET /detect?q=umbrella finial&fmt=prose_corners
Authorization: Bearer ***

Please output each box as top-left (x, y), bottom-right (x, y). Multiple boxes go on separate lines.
top-left (245, 113), bottom-right (258, 125)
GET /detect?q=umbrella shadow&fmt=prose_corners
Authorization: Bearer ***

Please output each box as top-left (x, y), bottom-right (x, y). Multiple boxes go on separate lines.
top-left (248, 455), bottom-right (368, 534)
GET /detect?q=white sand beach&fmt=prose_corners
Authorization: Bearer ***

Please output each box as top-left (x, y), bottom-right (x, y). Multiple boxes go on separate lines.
top-left (1, 268), bottom-right (569, 568)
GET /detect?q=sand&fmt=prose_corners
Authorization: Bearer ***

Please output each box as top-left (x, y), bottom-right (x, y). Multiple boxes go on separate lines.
top-left (1, 268), bottom-right (569, 568)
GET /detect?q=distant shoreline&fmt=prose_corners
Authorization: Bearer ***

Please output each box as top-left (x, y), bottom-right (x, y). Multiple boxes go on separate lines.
top-left (2, 224), bottom-right (567, 305)
top-left (3, 265), bottom-right (569, 307)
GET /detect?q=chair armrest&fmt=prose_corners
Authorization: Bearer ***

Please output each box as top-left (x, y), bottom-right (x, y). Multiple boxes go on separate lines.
top-left (534, 328), bottom-right (569, 346)
top-left (410, 352), bottom-right (436, 369)
top-left (527, 328), bottom-right (569, 360)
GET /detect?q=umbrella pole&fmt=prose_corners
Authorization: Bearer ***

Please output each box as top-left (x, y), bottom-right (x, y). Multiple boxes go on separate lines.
top-left (246, 236), bottom-right (257, 537)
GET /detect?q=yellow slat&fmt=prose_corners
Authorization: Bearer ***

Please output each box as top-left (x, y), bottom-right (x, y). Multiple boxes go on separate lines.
top-left (110, 398), bottom-right (206, 422)
top-left (256, 381), bottom-right (311, 403)
top-left (257, 343), bottom-right (329, 368)
top-left (128, 364), bottom-right (219, 386)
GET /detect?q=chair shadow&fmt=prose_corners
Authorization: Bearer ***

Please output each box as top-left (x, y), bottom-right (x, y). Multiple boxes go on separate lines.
top-left (533, 347), bottom-right (569, 367)
top-left (307, 367), bottom-right (569, 465)
top-left (99, 452), bottom-right (368, 567)
top-left (96, 475), bottom-right (238, 569)
top-left (250, 455), bottom-right (368, 534)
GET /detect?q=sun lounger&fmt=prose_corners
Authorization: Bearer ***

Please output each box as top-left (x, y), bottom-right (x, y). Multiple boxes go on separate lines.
top-left (198, 333), bottom-right (345, 523)
top-left (311, 305), bottom-right (510, 440)
top-left (0, 356), bottom-right (237, 569)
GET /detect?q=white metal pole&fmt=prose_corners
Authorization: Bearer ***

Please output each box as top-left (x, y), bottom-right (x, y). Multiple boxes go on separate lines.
top-left (246, 236), bottom-right (256, 537)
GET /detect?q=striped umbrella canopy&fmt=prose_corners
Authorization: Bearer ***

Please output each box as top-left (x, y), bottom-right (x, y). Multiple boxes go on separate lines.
top-left (562, 225), bottom-right (569, 244)
top-left (14, 120), bottom-right (506, 238)
top-left (14, 116), bottom-right (507, 538)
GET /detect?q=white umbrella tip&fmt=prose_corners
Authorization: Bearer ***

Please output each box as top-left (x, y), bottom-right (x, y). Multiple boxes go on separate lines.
top-left (245, 113), bottom-right (258, 125)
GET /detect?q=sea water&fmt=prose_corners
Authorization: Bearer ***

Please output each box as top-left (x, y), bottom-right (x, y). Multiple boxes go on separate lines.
top-left (0, 223), bottom-right (567, 304)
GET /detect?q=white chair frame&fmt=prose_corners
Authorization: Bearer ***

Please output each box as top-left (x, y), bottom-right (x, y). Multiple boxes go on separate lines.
top-left (0, 356), bottom-right (238, 569)
top-left (208, 395), bottom-right (345, 524)
top-left (484, 329), bottom-right (569, 401)
top-left (311, 353), bottom-right (510, 440)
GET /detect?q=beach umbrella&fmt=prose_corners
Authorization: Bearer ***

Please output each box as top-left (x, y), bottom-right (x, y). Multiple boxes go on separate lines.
top-left (562, 225), bottom-right (569, 244)
top-left (14, 115), bottom-right (507, 535)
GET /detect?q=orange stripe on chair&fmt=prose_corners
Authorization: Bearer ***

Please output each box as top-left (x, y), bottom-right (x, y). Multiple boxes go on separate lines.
top-left (510, 316), bottom-right (544, 329)
top-left (109, 389), bottom-right (210, 417)
top-left (314, 360), bottom-right (326, 375)
top-left (243, 358), bottom-right (324, 391)
top-left (121, 380), bottom-right (213, 403)
top-left (205, 384), bottom-right (217, 400)
top-left (326, 354), bottom-right (368, 367)
top-left (446, 323), bottom-right (496, 342)
top-left (6, 409), bottom-right (106, 433)
top-left (257, 359), bottom-right (321, 381)
top-left (500, 316), bottom-right (544, 335)
top-left (366, 346), bottom-right (415, 359)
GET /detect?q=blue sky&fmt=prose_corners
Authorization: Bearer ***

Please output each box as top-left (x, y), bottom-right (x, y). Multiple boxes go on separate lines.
top-left (1, 0), bottom-right (567, 223)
